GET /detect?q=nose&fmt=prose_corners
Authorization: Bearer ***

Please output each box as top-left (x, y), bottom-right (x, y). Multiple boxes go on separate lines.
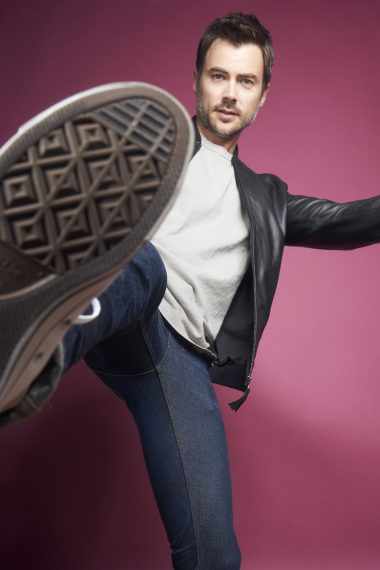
top-left (222, 80), bottom-right (237, 102)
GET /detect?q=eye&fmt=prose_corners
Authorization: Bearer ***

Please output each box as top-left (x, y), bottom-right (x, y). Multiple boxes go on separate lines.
top-left (240, 78), bottom-right (255, 87)
top-left (211, 73), bottom-right (225, 81)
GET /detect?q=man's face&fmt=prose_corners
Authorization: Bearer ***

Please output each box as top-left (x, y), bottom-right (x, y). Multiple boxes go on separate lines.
top-left (194, 38), bottom-right (268, 148)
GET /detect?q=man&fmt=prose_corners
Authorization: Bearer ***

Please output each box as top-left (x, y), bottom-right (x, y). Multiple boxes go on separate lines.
top-left (1, 12), bottom-right (379, 570)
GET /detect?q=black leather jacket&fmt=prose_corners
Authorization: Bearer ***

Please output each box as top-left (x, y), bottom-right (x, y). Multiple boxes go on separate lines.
top-left (193, 126), bottom-right (380, 409)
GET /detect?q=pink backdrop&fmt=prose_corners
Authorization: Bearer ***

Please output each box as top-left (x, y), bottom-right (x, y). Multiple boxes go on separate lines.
top-left (1, 1), bottom-right (379, 568)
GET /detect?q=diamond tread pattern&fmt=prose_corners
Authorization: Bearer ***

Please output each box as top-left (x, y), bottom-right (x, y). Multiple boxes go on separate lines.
top-left (0, 97), bottom-right (175, 274)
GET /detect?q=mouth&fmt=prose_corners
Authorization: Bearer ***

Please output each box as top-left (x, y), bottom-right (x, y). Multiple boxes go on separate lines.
top-left (214, 108), bottom-right (240, 118)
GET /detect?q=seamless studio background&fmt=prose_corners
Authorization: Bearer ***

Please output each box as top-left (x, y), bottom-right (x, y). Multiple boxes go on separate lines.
top-left (0, 0), bottom-right (379, 568)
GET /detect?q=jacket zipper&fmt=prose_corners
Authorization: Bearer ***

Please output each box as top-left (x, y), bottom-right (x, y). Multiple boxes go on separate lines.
top-left (229, 162), bottom-right (258, 411)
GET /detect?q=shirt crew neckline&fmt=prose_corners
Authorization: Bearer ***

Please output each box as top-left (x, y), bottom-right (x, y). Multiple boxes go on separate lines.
top-left (200, 133), bottom-right (233, 162)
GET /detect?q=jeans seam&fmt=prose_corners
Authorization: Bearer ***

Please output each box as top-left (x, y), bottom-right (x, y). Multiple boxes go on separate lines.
top-left (155, 341), bottom-right (201, 570)
top-left (143, 320), bottom-right (201, 566)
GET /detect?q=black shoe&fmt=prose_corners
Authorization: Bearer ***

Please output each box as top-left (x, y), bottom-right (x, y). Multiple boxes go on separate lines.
top-left (0, 82), bottom-right (194, 425)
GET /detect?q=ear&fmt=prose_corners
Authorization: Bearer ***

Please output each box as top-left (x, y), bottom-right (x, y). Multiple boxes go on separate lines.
top-left (259, 85), bottom-right (269, 108)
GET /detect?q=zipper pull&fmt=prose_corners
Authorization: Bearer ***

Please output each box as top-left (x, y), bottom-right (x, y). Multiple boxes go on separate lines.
top-left (229, 385), bottom-right (250, 412)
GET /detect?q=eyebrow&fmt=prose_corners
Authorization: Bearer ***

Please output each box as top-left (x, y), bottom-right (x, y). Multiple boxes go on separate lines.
top-left (208, 66), bottom-right (228, 74)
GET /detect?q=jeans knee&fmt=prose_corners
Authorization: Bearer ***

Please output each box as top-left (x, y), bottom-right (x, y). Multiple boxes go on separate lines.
top-left (221, 551), bottom-right (241, 570)
top-left (192, 533), bottom-right (241, 570)
top-left (172, 543), bottom-right (240, 570)
top-left (208, 544), bottom-right (241, 570)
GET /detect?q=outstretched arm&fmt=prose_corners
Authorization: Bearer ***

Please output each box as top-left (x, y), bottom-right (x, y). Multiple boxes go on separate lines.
top-left (285, 193), bottom-right (380, 249)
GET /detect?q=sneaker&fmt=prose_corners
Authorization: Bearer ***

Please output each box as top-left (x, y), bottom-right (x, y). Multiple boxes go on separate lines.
top-left (0, 82), bottom-right (194, 424)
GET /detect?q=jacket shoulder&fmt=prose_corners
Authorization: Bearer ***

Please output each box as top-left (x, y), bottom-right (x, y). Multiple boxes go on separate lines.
top-left (234, 157), bottom-right (288, 196)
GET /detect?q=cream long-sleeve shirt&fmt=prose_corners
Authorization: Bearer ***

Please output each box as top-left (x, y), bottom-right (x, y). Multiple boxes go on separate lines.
top-left (152, 135), bottom-right (250, 352)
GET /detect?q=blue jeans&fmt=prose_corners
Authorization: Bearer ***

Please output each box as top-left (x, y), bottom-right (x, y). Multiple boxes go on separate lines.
top-left (63, 244), bottom-right (241, 570)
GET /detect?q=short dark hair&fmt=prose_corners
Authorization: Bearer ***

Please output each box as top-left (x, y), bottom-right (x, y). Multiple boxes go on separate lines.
top-left (196, 12), bottom-right (274, 91)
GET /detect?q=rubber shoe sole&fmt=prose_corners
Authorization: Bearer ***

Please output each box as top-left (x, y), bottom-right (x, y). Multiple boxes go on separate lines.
top-left (0, 82), bottom-right (194, 418)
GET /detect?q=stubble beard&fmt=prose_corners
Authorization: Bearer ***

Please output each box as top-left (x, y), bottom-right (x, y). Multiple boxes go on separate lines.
top-left (195, 84), bottom-right (259, 140)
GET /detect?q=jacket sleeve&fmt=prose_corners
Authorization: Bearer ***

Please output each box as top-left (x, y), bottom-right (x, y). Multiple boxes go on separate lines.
top-left (285, 193), bottom-right (380, 249)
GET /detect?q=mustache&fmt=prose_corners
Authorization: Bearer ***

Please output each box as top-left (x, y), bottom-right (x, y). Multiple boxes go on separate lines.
top-left (213, 104), bottom-right (241, 116)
